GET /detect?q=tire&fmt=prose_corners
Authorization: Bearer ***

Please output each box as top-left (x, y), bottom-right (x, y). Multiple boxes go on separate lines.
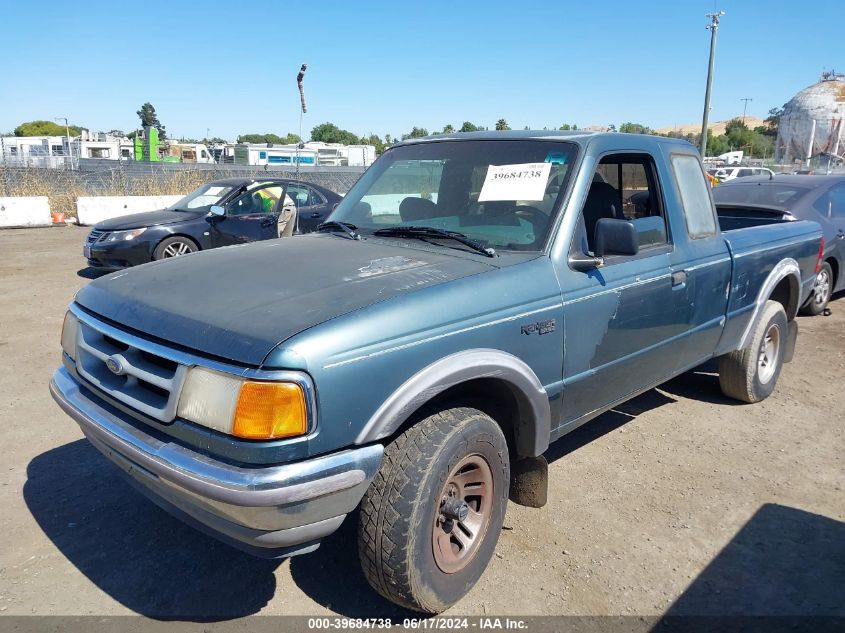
top-left (153, 236), bottom-right (198, 260)
top-left (718, 300), bottom-right (788, 403)
top-left (358, 407), bottom-right (509, 613)
top-left (799, 262), bottom-right (833, 316)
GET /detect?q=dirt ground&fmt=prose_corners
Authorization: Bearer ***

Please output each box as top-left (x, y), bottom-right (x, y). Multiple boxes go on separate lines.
top-left (0, 226), bottom-right (842, 620)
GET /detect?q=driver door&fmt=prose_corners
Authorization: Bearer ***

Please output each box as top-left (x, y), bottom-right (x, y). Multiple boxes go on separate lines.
top-left (215, 185), bottom-right (283, 245)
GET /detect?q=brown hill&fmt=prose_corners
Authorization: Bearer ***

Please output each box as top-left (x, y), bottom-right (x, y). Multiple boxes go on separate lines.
top-left (655, 116), bottom-right (767, 136)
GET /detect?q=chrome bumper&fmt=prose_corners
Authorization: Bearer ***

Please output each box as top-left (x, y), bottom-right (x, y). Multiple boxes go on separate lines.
top-left (49, 367), bottom-right (384, 557)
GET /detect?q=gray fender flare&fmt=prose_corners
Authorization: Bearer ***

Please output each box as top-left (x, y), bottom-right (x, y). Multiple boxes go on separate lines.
top-left (738, 257), bottom-right (801, 350)
top-left (354, 349), bottom-right (551, 457)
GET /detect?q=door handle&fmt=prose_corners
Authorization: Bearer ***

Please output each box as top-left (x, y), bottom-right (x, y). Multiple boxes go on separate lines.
top-left (671, 270), bottom-right (688, 287)
top-left (837, 231), bottom-right (845, 240)
top-left (261, 218), bottom-right (274, 227)
top-left (310, 212), bottom-right (322, 218)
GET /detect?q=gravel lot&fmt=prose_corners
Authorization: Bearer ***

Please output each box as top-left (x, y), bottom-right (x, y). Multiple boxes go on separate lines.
top-left (0, 226), bottom-right (842, 620)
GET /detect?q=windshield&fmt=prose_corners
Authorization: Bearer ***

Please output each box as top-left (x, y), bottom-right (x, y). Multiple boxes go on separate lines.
top-left (712, 183), bottom-right (810, 208)
top-left (328, 139), bottom-right (577, 251)
top-left (167, 183), bottom-right (237, 212)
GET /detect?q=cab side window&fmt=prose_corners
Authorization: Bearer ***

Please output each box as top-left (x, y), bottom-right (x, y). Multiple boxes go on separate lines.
top-left (672, 154), bottom-right (717, 238)
top-left (580, 153), bottom-right (668, 254)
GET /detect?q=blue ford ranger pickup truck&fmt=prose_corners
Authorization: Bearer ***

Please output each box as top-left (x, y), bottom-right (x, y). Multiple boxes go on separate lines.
top-left (50, 132), bottom-right (822, 612)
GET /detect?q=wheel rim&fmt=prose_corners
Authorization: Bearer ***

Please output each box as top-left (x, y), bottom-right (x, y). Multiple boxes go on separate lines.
top-left (757, 324), bottom-right (781, 384)
top-left (813, 269), bottom-right (831, 306)
top-left (162, 241), bottom-right (193, 258)
top-left (431, 454), bottom-right (494, 574)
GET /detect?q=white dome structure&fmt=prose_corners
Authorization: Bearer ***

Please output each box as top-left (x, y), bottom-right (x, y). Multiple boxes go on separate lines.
top-left (776, 73), bottom-right (845, 164)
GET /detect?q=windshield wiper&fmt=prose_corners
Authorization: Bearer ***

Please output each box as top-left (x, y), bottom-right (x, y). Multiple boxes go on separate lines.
top-left (316, 221), bottom-right (360, 240)
top-left (373, 226), bottom-right (497, 258)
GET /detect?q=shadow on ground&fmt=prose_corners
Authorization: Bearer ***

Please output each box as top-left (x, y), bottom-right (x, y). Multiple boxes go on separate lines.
top-left (24, 439), bottom-right (281, 620)
top-left (661, 503), bottom-right (845, 619)
top-left (28, 367), bottom-right (824, 620)
top-left (76, 267), bottom-right (110, 280)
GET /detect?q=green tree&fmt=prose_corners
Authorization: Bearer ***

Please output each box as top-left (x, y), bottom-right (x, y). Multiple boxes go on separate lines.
top-left (618, 122), bottom-right (654, 134)
top-left (310, 122), bottom-right (359, 145)
top-left (361, 133), bottom-right (386, 153)
top-left (401, 126), bottom-right (429, 140)
top-left (14, 120), bottom-right (83, 137)
top-left (459, 121), bottom-right (481, 133)
top-left (495, 119), bottom-right (511, 131)
top-left (558, 123), bottom-right (578, 131)
top-left (136, 102), bottom-right (166, 140)
top-left (705, 130), bottom-right (730, 156)
top-left (763, 105), bottom-right (784, 137)
top-left (607, 123), bottom-right (617, 132)
top-left (237, 133), bottom-right (301, 144)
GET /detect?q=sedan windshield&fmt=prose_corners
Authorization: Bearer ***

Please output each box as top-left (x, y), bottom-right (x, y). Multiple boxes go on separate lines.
top-left (328, 139), bottom-right (577, 251)
top-left (168, 183), bottom-right (236, 212)
top-left (712, 183), bottom-right (810, 208)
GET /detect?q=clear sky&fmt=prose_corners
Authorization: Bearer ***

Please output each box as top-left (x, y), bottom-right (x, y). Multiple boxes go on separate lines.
top-left (2, 0), bottom-right (843, 141)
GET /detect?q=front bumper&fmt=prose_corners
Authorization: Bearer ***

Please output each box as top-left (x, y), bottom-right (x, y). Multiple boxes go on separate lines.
top-left (86, 237), bottom-right (157, 269)
top-left (49, 367), bottom-right (384, 558)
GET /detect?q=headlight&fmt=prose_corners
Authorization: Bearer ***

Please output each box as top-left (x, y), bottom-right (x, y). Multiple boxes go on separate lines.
top-left (105, 228), bottom-right (147, 242)
top-left (177, 367), bottom-right (307, 440)
top-left (61, 311), bottom-right (79, 360)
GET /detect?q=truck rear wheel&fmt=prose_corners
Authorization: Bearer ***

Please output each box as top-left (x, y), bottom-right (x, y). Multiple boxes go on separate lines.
top-left (358, 407), bottom-right (509, 613)
top-left (718, 300), bottom-right (788, 403)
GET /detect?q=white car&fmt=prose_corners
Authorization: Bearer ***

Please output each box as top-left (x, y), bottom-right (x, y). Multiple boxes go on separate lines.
top-left (709, 166), bottom-right (775, 182)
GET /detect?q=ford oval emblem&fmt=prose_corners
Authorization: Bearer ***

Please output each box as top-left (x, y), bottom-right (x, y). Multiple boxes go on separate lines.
top-left (106, 356), bottom-right (124, 375)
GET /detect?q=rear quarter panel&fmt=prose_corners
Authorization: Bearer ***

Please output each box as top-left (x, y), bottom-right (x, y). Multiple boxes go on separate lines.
top-left (716, 220), bottom-right (821, 355)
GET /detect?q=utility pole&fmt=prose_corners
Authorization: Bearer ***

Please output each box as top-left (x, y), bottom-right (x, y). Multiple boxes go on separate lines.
top-left (55, 116), bottom-right (73, 169)
top-left (699, 11), bottom-right (724, 158)
top-left (740, 98), bottom-right (752, 125)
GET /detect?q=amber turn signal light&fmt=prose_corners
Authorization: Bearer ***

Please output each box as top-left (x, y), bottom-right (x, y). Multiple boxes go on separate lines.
top-left (231, 381), bottom-right (307, 440)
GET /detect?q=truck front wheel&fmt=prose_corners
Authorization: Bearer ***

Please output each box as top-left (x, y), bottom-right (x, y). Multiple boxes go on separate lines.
top-left (358, 407), bottom-right (510, 613)
top-left (718, 300), bottom-right (788, 403)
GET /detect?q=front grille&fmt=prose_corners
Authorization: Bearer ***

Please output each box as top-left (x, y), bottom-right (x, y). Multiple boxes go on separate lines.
top-left (74, 319), bottom-right (188, 422)
top-left (86, 230), bottom-right (109, 244)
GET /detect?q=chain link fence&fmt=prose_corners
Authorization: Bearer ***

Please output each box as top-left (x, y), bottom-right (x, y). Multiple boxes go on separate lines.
top-left (0, 161), bottom-right (366, 218)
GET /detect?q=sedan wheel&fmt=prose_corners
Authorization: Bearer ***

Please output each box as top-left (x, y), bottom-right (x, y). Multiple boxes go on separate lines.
top-left (799, 262), bottom-right (833, 316)
top-left (153, 237), bottom-right (198, 261)
top-left (163, 241), bottom-right (193, 257)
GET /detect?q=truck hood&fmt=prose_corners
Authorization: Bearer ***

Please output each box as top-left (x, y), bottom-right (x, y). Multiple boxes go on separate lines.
top-left (95, 209), bottom-right (204, 230)
top-left (74, 234), bottom-right (497, 365)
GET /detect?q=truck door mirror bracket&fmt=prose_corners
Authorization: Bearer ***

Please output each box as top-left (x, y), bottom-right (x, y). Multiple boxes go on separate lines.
top-left (569, 254), bottom-right (605, 271)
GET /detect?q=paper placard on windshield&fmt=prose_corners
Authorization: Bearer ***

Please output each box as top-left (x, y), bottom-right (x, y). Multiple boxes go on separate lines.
top-left (478, 162), bottom-right (552, 202)
top-left (205, 186), bottom-right (225, 195)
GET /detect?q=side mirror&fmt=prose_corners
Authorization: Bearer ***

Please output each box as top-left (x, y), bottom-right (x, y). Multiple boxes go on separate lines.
top-left (207, 205), bottom-right (225, 221)
top-left (594, 218), bottom-right (639, 257)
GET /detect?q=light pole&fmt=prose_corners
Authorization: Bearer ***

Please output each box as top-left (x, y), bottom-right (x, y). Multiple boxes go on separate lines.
top-left (740, 98), bottom-right (752, 126)
top-left (699, 11), bottom-right (724, 158)
top-left (54, 116), bottom-right (73, 169)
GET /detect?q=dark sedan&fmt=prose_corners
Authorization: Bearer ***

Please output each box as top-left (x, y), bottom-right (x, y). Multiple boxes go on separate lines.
top-left (713, 175), bottom-right (845, 314)
top-left (84, 177), bottom-right (342, 270)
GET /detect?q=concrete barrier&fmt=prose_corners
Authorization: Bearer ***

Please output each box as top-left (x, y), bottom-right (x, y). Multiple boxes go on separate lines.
top-left (76, 195), bottom-right (184, 226)
top-left (0, 197), bottom-right (52, 228)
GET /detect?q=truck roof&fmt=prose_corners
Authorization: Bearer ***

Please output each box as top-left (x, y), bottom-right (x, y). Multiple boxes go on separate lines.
top-left (395, 130), bottom-right (694, 149)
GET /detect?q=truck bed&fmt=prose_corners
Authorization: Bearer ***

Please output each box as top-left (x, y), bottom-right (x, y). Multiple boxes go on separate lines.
top-left (715, 216), bottom-right (822, 356)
